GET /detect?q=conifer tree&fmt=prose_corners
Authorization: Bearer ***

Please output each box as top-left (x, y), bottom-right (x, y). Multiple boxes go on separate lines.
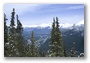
top-left (16, 15), bottom-right (25, 56)
top-left (49, 18), bottom-right (56, 56)
top-left (16, 15), bottom-right (23, 33)
top-left (4, 13), bottom-right (8, 56)
top-left (8, 8), bottom-right (16, 56)
top-left (10, 8), bottom-right (15, 27)
top-left (30, 31), bottom-right (36, 57)
top-left (26, 31), bottom-right (37, 57)
top-left (49, 17), bottom-right (64, 57)
top-left (63, 42), bottom-right (67, 57)
top-left (26, 44), bottom-right (32, 57)
top-left (70, 42), bottom-right (76, 57)
top-left (55, 17), bottom-right (63, 56)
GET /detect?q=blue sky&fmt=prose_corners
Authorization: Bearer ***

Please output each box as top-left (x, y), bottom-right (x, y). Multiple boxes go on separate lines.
top-left (4, 4), bottom-right (84, 27)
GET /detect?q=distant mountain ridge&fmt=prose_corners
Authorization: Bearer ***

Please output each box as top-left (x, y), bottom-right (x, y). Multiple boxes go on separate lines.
top-left (23, 23), bottom-right (84, 54)
top-left (23, 20), bottom-right (84, 29)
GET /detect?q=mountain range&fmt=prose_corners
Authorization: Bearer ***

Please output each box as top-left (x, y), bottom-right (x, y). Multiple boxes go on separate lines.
top-left (23, 23), bottom-right (84, 54)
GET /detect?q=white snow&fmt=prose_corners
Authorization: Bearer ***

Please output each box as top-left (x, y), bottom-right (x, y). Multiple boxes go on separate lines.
top-left (23, 20), bottom-right (84, 29)
top-left (76, 20), bottom-right (84, 26)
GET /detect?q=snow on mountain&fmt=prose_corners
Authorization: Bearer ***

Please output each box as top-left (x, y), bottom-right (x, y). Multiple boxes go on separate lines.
top-left (23, 23), bottom-right (73, 28)
top-left (23, 23), bottom-right (51, 29)
top-left (60, 20), bottom-right (84, 29)
top-left (60, 23), bottom-right (73, 28)
top-left (76, 20), bottom-right (84, 26)
top-left (23, 20), bottom-right (84, 29)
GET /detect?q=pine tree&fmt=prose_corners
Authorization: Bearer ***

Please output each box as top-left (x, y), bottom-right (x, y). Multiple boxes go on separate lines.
top-left (63, 42), bottom-right (67, 57)
top-left (10, 8), bottom-right (15, 27)
top-left (30, 31), bottom-right (36, 57)
top-left (49, 17), bottom-right (64, 57)
top-left (8, 8), bottom-right (16, 56)
top-left (26, 31), bottom-right (38, 57)
top-left (16, 15), bottom-right (23, 34)
top-left (26, 44), bottom-right (32, 57)
top-left (55, 17), bottom-right (63, 56)
top-left (4, 13), bottom-right (8, 56)
top-left (70, 42), bottom-right (76, 57)
top-left (15, 15), bottom-right (25, 56)
top-left (49, 17), bottom-right (56, 56)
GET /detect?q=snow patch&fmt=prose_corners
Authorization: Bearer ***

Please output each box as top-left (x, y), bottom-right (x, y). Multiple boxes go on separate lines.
top-left (60, 23), bottom-right (73, 28)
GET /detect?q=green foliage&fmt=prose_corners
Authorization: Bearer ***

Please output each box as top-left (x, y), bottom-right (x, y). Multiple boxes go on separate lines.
top-left (4, 13), bottom-right (8, 56)
top-left (30, 31), bottom-right (36, 56)
top-left (10, 8), bottom-right (15, 26)
top-left (26, 31), bottom-right (39, 57)
top-left (5, 8), bottom-right (26, 57)
top-left (4, 13), bottom-right (8, 43)
top-left (15, 14), bottom-right (25, 57)
top-left (70, 42), bottom-right (76, 57)
top-left (49, 17), bottom-right (64, 57)
top-left (49, 17), bottom-right (56, 54)
top-left (63, 42), bottom-right (67, 57)
top-left (8, 8), bottom-right (17, 56)
top-left (16, 15), bottom-right (23, 34)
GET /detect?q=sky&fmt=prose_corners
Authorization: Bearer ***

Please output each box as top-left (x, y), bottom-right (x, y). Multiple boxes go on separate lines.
top-left (4, 4), bottom-right (84, 27)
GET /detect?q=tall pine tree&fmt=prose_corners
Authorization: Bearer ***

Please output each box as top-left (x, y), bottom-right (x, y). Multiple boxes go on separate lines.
top-left (16, 15), bottom-right (23, 34)
top-left (15, 15), bottom-right (25, 56)
top-left (49, 17), bottom-right (64, 57)
top-left (49, 18), bottom-right (56, 56)
top-left (8, 8), bottom-right (16, 56)
top-left (30, 31), bottom-right (36, 57)
top-left (55, 17), bottom-right (63, 56)
top-left (63, 42), bottom-right (67, 57)
top-left (4, 13), bottom-right (8, 56)
top-left (26, 31), bottom-right (38, 57)
top-left (70, 42), bottom-right (76, 57)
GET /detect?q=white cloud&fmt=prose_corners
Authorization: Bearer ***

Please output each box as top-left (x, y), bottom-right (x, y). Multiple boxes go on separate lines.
top-left (23, 22), bottom-right (73, 28)
top-left (4, 4), bottom-right (40, 16)
top-left (23, 20), bottom-right (84, 28)
top-left (23, 23), bottom-right (73, 28)
top-left (67, 5), bottom-right (84, 10)
top-left (4, 4), bottom-right (42, 26)
top-left (76, 20), bottom-right (84, 26)
top-left (23, 23), bottom-right (51, 28)
top-left (39, 23), bottom-right (51, 27)
top-left (60, 20), bottom-right (84, 28)
top-left (60, 23), bottom-right (73, 28)
top-left (23, 24), bottom-right (39, 28)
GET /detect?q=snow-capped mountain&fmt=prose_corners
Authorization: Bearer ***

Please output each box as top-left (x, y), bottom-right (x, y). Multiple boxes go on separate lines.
top-left (23, 20), bottom-right (84, 29)
top-left (23, 23), bottom-right (84, 34)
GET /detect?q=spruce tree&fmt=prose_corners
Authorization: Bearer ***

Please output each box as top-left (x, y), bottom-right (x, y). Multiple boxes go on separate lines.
top-left (49, 17), bottom-right (64, 57)
top-left (30, 31), bottom-right (36, 57)
top-left (63, 42), bottom-right (67, 57)
top-left (16, 15), bottom-right (25, 56)
top-left (26, 44), bottom-right (32, 57)
top-left (10, 8), bottom-right (15, 27)
top-left (70, 42), bottom-right (76, 57)
top-left (16, 15), bottom-right (23, 33)
top-left (55, 17), bottom-right (63, 56)
top-left (8, 8), bottom-right (16, 56)
top-left (26, 31), bottom-right (37, 57)
top-left (4, 13), bottom-right (8, 56)
top-left (49, 18), bottom-right (56, 56)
